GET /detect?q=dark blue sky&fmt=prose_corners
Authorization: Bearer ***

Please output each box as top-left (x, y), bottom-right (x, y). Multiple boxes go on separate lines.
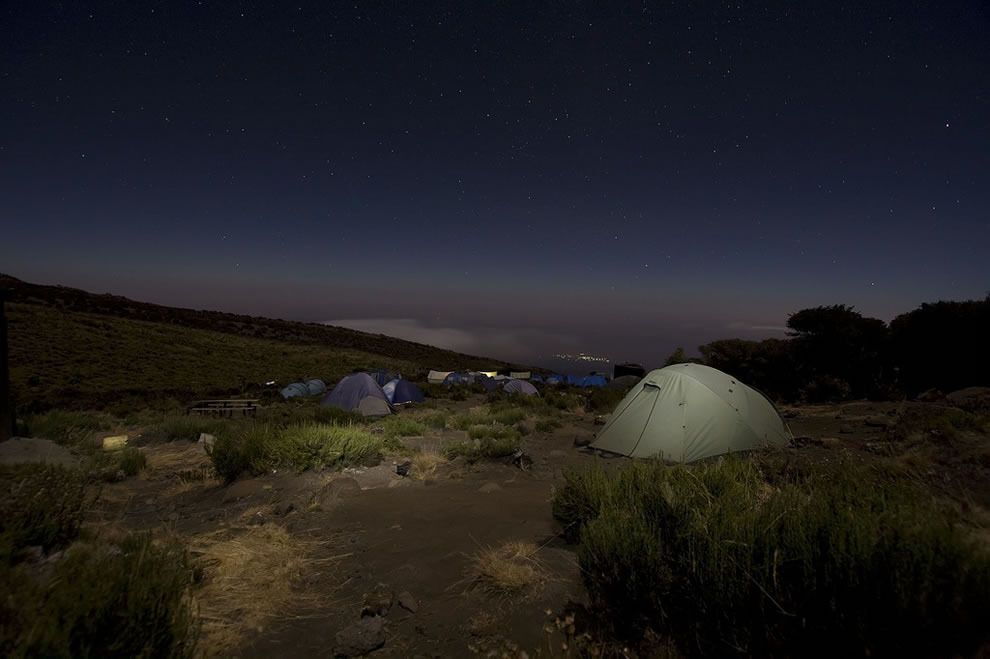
top-left (2, 2), bottom-right (988, 366)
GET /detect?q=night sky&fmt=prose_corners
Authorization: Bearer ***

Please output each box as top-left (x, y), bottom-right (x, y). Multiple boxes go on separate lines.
top-left (2, 2), bottom-right (988, 367)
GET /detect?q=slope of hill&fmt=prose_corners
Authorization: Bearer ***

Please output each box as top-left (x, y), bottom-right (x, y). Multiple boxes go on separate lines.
top-left (1, 274), bottom-right (515, 411)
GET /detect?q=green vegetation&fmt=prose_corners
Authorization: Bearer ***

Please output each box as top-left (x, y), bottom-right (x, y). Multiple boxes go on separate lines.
top-left (210, 422), bottom-right (400, 482)
top-left (444, 435), bottom-right (520, 461)
top-left (2, 534), bottom-right (198, 658)
top-left (380, 416), bottom-right (426, 438)
top-left (1, 464), bottom-right (88, 560)
top-left (417, 409), bottom-right (450, 429)
top-left (534, 417), bottom-right (562, 433)
top-left (0, 464), bottom-right (197, 657)
top-left (583, 387), bottom-right (628, 413)
top-left (22, 409), bottom-right (114, 446)
top-left (146, 414), bottom-right (233, 442)
top-left (8, 302), bottom-right (417, 412)
top-left (553, 457), bottom-right (990, 657)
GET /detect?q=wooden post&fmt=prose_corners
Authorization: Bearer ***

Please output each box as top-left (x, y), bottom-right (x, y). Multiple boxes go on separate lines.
top-left (0, 289), bottom-right (11, 441)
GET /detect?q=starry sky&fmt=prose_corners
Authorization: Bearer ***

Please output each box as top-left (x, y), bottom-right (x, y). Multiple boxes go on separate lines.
top-left (2, 2), bottom-right (988, 368)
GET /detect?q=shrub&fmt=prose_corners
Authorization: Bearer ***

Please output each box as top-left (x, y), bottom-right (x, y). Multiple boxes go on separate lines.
top-left (115, 447), bottom-right (147, 476)
top-left (450, 410), bottom-right (493, 430)
top-left (418, 410), bottom-right (449, 429)
top-left (444, 436), bottom-right (520, 461)
top-left (210, 422), bottom-right (397, 482)
top-left (210, 425), bottom-right (269, 483)
top-left (147, 415), bottom-right (231, 442)
top-left (491, 408), bottom-right (527, 426)
top-left (310, 405), bottom-right (364, 426)
top-left (467, 423), bottom-right (520, 441)
top-left (24, 409), bottom-right (114, 446)
top-left (1, 534), bottom-right (198, 657)
top-left (0, 464), bottom-right (88, 559)
top-left (380, 416), bottom-right (426, 438)
top-left (534, 417), bottom-right (562, 433)
top-left (554, 458), bottom-right (990, 656)
top-left (584, 388), bottom-right (627, 413)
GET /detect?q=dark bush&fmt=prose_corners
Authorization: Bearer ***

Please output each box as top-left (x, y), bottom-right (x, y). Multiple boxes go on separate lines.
top-left (0, 464), bottom-right (88, 559)
top-left (1, 534), bottom-right (198, 657)
top-left (554, 458), bottom-right (990, 657)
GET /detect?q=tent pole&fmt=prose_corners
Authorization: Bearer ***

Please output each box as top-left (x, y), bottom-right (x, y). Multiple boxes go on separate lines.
top-left (0, 289), bottom-right (12, 441)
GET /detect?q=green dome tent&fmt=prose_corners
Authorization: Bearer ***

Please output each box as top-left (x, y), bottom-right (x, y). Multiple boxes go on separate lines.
top-left (591, 363), bottom-right (791, 463)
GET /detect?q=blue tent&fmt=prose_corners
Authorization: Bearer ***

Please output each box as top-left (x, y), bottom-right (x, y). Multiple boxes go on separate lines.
top-left (545, 374), bottom-right (565, 385)
top-left (367, 369), bottom-right (399, 386)
top-left (321, 373), bottom-right (393, 417)
top-left (479, 375), bottom-right (500, 392)
top-left (392, 379), bottom-right (425, 405)
top-left (280, 382), bottom-right (310, 399)
top-left (443, 371), bottom-right (476, 386)
top-left (580, 374), bottom-right (607, 388)
top-left (530, 374), bottom-right (544, 383)
top-left (305, 379), bottom-right (327, 396)
top-left (503, 379), bottom-right (539, 396)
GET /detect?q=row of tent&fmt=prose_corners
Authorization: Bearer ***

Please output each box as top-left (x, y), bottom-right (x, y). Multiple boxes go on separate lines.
top-left (428, 369), bottom-right (613, 388)
top-left (278, 363), bottom-right (791, 464)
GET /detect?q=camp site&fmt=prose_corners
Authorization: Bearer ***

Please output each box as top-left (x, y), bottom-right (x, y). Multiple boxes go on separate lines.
top-left (3, 2), bottom-right (990, 657)
top-left (0, 275), bottom-right (988, 657)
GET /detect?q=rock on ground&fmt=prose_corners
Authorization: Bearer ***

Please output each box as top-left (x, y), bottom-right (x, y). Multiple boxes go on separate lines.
top-left (0, 437), bottom-right (79, 467)
top-left (334, 615), bottom-right (385, 657)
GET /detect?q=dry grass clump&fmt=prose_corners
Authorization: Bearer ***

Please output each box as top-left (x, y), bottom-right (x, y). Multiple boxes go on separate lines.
top-left (469, 541), bottom-right (546, 595)
top-left (191, 523), bottom-right (338, 656)
top-left (411, 449), bottom-right (448, 480)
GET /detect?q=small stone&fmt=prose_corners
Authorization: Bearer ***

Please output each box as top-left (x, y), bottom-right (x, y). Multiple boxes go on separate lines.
top-left (334, 615), bottom-right (385, 657)
top-left (864, 416), bottom-right (893, 428)
top-left (593, 415), bottom-right (607, 425)
top-left (573, 436), bottom-right (592, 447)
top-left (361, 584), bottom-right (394, 617)
top-left (395, 460), bottom-right (412, 477)
top-left (396, 590), bottom-right (418, 613)
top-left (478, 481), bottom-right (501, 493)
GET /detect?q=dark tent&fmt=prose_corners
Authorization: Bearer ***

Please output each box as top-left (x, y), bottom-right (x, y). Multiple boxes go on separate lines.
top-left (443, 371), bottom-right (477, 386)
top-left (321, 373), bottom-right (393, 417)
top-left (580, 374), bottom-right (607, 388)
top-left (367, 369), bottom-right (399, 386)
top-left (391, 380), bottom-right (425, 405)
top-left (280, 382), bottom-right (310, 399)
top-left (503, 379), bottom-right (539, 396)
top-left (305, 379), bottom-right (327, 396)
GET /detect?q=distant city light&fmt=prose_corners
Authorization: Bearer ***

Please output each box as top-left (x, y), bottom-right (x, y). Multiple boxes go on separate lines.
top-left (553, 352), bottom-right (610, 364)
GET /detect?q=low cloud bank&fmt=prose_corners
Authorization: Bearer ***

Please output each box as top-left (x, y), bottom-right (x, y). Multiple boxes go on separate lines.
top-left (326, 317), bottom-right (579, 363)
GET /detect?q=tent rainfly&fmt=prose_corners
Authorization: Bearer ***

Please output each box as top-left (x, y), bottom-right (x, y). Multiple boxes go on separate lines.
top-left (503, 379), bottom-right (539, 396)
top-left (428, 370), bottom-right (452, 384)
top-left (321, 373), bottom-right (393, 417)
top-left (591, 363), bottom-right (791, 463)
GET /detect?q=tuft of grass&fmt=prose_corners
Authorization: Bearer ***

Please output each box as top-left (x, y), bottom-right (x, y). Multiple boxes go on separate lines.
top-left (468, 541), bottom-right (546, 595)
top-left (411, 449), bottom-right (448, 480)
top-left (535, 417), bottom-right (562, 433)
top-left (23, 409), bottom-right (115, 446)
top-left (210, 422), bottom-right (398, 482)
top-left (554, 457), bottom-right (990, 657)
top-left (418, 410), bottom-right (450, 429)
top-left (114, 446), bottom-right (147, 477)
top-left (444, 435), bottom-right (521, 462)
top-left (146, 415), bottom-right (232, 443)
top-left (192, 524), bottom-right (332, 656)
top-left (491, 408), bottom-right (527, 426)
top-left (467, 423), bottom-right (520, 442)
top-left (1, 534), bottom-right (198, 658)
top-left (450, 410), bottom-right (495, 430)
top-left (0, 464), bottom-right (88, 560)
top-left (380, 416), bottom-right (426, 438)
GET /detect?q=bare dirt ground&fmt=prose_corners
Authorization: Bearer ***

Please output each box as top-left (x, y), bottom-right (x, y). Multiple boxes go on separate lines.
top-left (86, 394), bottom-right (990, 658)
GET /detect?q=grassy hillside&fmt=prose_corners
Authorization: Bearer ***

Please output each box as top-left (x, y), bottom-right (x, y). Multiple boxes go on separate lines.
top-left (2, 275), bottom-right (514, 411)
